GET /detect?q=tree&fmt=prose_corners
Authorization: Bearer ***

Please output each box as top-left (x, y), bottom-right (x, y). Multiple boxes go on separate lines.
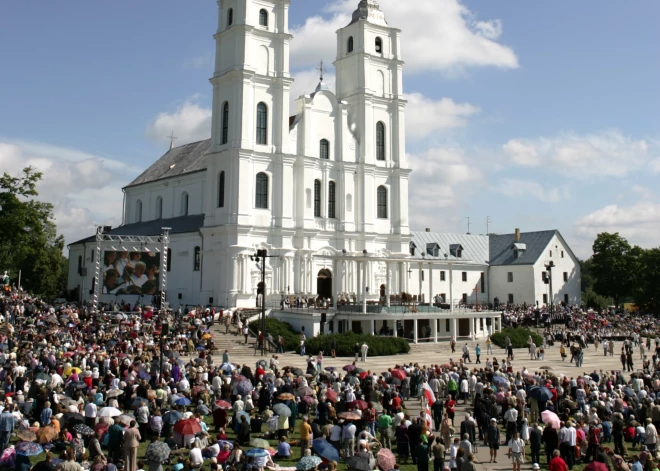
top-left (635, 248), bottom-right (660, 315)
top-left (0, 167), bottom-right (67, 297)
top-left (591, 232), bottom-right (639, 308)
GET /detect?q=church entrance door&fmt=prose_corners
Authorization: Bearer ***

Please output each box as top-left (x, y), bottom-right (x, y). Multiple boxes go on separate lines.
top-left (317, 268), bottom-right (332, 299)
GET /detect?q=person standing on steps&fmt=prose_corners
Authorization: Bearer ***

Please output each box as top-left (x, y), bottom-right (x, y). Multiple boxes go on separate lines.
top-left (475, 344), bottom-right (481, 364)
top-left (361, 342), bottom-right (369, 362)
top-left (242, 325), bottom-right (249, 344)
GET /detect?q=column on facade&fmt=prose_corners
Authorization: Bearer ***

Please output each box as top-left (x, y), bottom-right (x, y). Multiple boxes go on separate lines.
top-left (308, 256), bottom-right (314, 295)
top-left (449, 263), bottom-right (454, 313)
top-left (398, 262), bottom-right (404, 295)
top-left (333, 259), bottom-right (339, 309)
top-left (370, 319), bottom-right (375, 335)
top-left (418, 262), bottom-right (423, 302)
top-left (413, 318), bottom-right (418, 344)
top-left (469, 316), bottom-right (474, 339)
top-left (362, 260), bottom-right (368, 314)
top-left (385, 262), bottom-right (391, 307)
top-left (472, 318), bottom-right (477, 340)
top-left (429, 262), bottom-right (434, 306)
top-left (452, 318), bottom-right (457, 339)
top-left (230, 254), bottom-right (239, 294)
top-left (393, 323), bottom-right (398, 337)
top-left (432, 318), bottom-right (438, 343)
top-left (404, 262), bottom-right (409, 294)
top-left (356, 261), bottom-right (362, 303)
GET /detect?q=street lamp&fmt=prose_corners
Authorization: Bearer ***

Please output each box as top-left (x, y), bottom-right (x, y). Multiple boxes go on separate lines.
top-left (251, 249), bottom-right (279, 356)
top-left (544, 261), bottom-right (555, 319)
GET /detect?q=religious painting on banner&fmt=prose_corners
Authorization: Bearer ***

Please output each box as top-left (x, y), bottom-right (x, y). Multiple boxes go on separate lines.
top-left (102, 250), bottom-right (161, 295)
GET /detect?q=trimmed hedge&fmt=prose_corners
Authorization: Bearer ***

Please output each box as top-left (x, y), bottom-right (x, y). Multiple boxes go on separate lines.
top-left (249, 318), bottom-right (300, 351)
top-left (305, 332), bottom-right (410, 357)
top-left (491, 327), bottom-right (543, 349)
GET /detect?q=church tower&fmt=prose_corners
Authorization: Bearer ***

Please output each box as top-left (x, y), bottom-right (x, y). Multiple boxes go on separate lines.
top-left (334, 0), bottom-right (410, 242)
top-left (205, 0), bottom-right (294, 228)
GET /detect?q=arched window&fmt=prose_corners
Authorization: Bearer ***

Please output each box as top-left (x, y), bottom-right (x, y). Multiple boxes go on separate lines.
top-left (155, 196), bottom-right (163, 219)
top-left (376, 121), bottom-right (386, 161)
top-left (259, 9), bottom-right (268, 27)
top-left (377, 186), bottom-right (388, 219)
top-left (218, 171), bottom-right (225, 208)
top-left (320, 139), bottom-right (329, 160)
top-left (227, 8), bottom-right (233, 26)
top-left (78, 255), bottom-right (83, 276)
top-left (328, 181), bottom-right (336, 219)
top-left (181, 192), bottom-right (189, 216)
top-left (255, 172), bottom-right (269, 209)
top-left (167, 248), bottom-right (172, 272)
top-left (256, 102), bottom-right (268, 145)
top-left (193, 246), bottom-right (201, 271)
top-left (348, 36), bottom-right (354, 53)
top-left (136, 200), bottom-right (143, 222)
top-left (375, 37), bottom-right (383, 53)
top-left (221, 102), bottom-right (229, 145)
top-left (314, 179), bottom-right (321, 217)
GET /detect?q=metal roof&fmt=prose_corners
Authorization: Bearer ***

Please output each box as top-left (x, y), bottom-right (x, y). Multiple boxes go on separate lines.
top-left (489, 230), bottom-right (557, 266)
top-left (410, 231), bottom-right (489, 265)
top-left (125, 139), bottom-right (211, 188)
top-left (69, 215), bottom-right (205, 247)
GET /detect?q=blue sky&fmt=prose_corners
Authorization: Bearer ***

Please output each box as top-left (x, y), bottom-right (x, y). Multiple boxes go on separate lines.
top-left (1, 0), bottom-right (659, 257)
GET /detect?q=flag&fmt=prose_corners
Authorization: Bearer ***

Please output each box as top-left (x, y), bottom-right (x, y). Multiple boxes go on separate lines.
top-left (421, 383), bottom-right (435, 406)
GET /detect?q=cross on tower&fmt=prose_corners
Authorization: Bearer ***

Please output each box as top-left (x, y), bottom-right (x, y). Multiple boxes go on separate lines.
top-left (316, 60), bottom-right (326, 81)
top-left (167, 131), bottom-right (178, 150)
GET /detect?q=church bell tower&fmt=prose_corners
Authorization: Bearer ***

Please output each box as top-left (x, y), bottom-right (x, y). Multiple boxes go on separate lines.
top-left (334, 0), bottom-right (410, 239)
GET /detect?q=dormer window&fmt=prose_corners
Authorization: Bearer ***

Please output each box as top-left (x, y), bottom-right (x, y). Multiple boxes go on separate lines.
top-left (449, 244), bottom-right (463, 258)
top-left (512, 242), bottom-right (526, 260)
top-left (426, 243), bottom-right (440, 257)
top-left (375, 37), bottom-right (383, 53)
top-left (409, 242), bottom-right (416, 256)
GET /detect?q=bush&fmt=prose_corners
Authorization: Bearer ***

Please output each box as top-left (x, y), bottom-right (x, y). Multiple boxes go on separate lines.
top-left (249, 318), bottom-right (300, 351)
top-left (491, 327), bottom-right (543, 348)
top-left (305, 332), bottom-right (410, 357)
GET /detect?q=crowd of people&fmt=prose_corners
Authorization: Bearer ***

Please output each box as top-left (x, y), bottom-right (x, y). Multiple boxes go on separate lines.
top-left (1, 281), bottom-right (660, 471)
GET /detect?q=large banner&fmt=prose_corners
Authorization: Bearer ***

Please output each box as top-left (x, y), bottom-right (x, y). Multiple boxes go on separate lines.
top-left (102, 250), bottom-right (161, 296)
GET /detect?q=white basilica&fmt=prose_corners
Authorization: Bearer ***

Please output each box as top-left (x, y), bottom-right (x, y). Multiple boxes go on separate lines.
top-left (67, 0), bottom-right (581, 342)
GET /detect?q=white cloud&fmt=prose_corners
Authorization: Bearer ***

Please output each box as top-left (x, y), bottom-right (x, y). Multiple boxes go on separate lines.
top-left (290, 0), bottom-right (518, 74)
top-left (0, 140), bottom-right (137, 249)
top-left (145, 99), bottom-right (212, 147)
top-left (405, 93), bottom-right (480, 140)
top-left (407, 147), bottom-right (485, 230)
top-left (495, 178), bottom-right (570, 203)
top-left (574, 201), bottom-right (660, 251)
top-left (632, 185), bottom-right (655, 200)
top-left (502, 130), bottom-right (655, 178)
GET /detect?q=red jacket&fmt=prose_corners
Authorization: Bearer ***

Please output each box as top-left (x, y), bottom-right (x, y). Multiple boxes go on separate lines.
top-left (549, 457), bottom-right (568, 471)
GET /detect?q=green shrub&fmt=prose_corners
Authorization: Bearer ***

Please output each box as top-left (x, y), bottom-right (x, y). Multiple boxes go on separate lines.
top-left (305, 332), bottom-right (410, 357)
top-left (249, 318), bottom-right (300, 351)
top-left (491, 327), bottom-right (543, 349)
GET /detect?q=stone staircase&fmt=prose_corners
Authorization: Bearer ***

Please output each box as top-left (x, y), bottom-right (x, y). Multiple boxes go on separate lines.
top-left (207, 309), bottom-right (266, 358)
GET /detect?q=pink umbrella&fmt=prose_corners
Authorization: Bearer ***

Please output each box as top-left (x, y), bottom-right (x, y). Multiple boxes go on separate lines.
top-left (541, 410), bottom-right (560, 429)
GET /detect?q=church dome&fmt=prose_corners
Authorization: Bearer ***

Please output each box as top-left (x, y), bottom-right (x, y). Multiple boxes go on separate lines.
top-left (349, 0), bottom-right (388, 27)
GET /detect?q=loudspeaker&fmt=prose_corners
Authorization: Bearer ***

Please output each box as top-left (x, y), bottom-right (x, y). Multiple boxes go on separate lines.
top-left (321, 312), bottom-right (327, 323)
top-left (161, 323), bottom-right (169, 336)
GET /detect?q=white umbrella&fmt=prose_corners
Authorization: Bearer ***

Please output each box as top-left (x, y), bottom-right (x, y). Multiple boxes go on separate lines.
top-left (98, 407), bottom-right (122, 418)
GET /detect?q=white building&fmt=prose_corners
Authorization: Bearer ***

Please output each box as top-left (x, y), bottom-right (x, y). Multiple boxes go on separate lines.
top-left (67, 0), bottom-right (580, 341)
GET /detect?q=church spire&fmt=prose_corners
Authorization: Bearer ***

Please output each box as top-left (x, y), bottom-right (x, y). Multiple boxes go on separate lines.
top-left (349, 0), bottom-right (388, 27)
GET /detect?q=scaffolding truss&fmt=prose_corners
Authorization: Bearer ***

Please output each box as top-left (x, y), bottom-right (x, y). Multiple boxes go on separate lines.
top-left (92, 227), bottom-right (171, 308)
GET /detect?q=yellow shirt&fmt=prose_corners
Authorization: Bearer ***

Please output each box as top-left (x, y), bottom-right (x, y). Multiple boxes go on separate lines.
top-left (300, 422), bottom-right (312, 440)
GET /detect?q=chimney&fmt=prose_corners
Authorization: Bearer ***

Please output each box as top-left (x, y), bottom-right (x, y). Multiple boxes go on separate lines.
top-left (425, 228), bottom-right (431, 232)
top-left (514, 228), bottom-right (521, 242)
